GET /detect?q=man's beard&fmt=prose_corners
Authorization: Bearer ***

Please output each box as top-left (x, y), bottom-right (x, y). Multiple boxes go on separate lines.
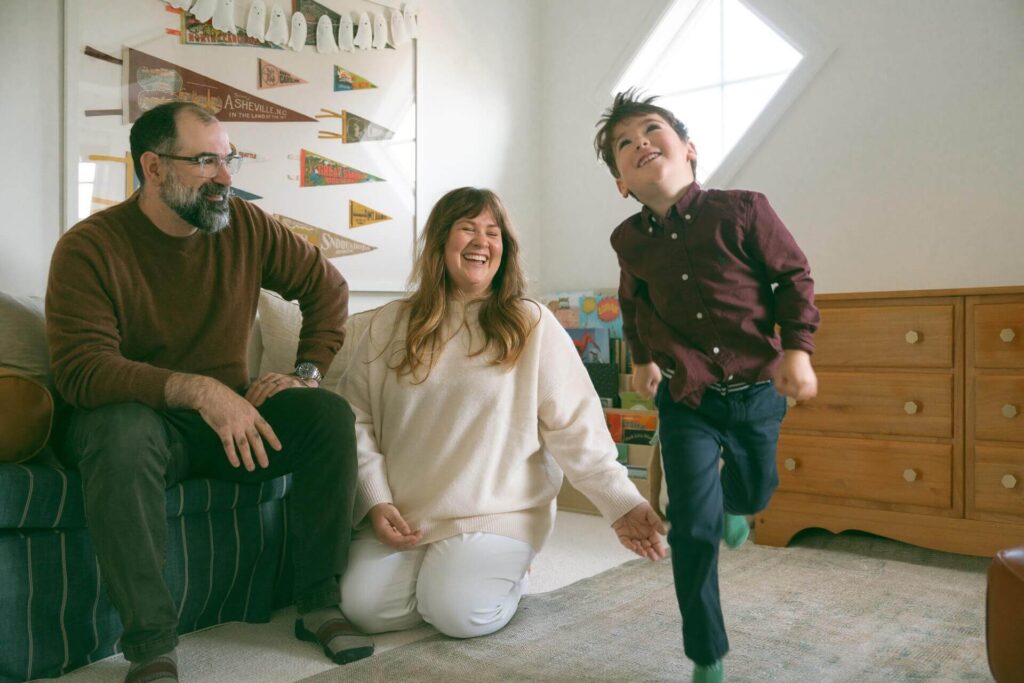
top-left (159, 167), bottom-right (231, 234)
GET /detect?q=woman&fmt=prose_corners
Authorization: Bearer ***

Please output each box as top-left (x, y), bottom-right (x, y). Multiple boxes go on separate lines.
top-left (338, 187), bottom-right (665, 639)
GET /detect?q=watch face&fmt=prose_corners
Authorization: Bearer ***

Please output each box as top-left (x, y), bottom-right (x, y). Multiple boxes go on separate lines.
top-left (295, 362), bottom-right (322, 381)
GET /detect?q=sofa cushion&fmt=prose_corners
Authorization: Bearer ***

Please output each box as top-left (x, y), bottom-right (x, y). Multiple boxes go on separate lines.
top-left (0, 463), bottom-right (292, 529)
top-left (257, 290), bottom-right (377, 393)
top-left (0, 371), bottom-right (54, 463)
top-left (0, 291), bottom-right (50, 385)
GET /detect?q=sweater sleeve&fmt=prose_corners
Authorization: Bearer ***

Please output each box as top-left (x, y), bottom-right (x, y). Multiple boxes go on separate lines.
top-left (46, 231), bottom-right (172, 409)
top-left (535, 311), bottom-right (646, 523)
top-left (255, 204), bottom-right (349, 377)
top-left (337, 308), bottom-right (394, 526)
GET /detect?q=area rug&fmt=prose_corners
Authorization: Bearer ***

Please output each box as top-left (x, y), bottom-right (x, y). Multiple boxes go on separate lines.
top-left (300, 530), bottom-right (992, 682)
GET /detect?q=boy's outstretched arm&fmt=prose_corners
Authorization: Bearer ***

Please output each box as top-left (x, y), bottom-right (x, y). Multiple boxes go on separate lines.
top-left (613, 502), bottom-right (668, 561)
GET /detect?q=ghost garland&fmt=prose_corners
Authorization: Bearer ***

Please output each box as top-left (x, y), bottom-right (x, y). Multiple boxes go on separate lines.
top-left (168, 0), bottom-right (420, 51)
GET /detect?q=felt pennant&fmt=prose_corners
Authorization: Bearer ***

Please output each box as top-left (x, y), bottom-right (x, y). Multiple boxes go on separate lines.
top-left (258, 59), bottom-right (307, 89)
top-left (297, 149), bottom-right (384, 187)
top-left (316, 109), bottom-right (395, 142)
top-left (125, 48), bottom-right (317, 123)
top-left (274, 214), bottom-right (377, 258)
top-left (349, 200), bottom-right (392, 228)
top-left (333, 65), bottom-right (376, 91)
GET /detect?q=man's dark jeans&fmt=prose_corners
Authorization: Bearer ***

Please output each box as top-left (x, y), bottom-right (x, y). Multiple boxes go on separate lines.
top-left (62, 388), bottom-right (357, 662)
top-left (656, 380), bottom-right (786, 666)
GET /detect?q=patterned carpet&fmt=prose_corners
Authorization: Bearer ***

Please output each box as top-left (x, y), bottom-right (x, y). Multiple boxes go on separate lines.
top-left (300, 529), bottom-right (992, 682)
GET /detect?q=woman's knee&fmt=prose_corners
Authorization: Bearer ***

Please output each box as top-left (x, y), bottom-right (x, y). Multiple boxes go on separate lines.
top-left (340, 540), bottom-right (423, 634)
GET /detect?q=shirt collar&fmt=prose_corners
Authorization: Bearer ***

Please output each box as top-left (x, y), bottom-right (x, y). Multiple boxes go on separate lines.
top-left (640, 182), bottom-right (704, 228)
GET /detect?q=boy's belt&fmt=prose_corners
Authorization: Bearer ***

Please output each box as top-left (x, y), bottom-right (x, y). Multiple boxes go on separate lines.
top-left (661, 366), bottom-right (771, 395)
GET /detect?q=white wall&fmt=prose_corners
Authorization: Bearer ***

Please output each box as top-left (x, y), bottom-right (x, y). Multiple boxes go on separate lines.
top-left (0, 1), bottom-right (64, 297)
top-left (539, 0), bottom-right (1024, 294)
top-left (0, 0), bottom-right (542, 311)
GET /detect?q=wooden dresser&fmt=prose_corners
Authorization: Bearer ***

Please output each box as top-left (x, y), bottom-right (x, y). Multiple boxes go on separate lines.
top-left (755, 286), bottom-right (1024, 557)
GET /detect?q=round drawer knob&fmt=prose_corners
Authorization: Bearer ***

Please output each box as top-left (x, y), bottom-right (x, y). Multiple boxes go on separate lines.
top-left (904, 401), bottom-right (920, 415)
top-left (784, 458), bottom-right (797, 471)
top-left (1002, 474), bottom-right (1018, 490)
top-left (905, 330), bottom-right (920, 345)
top-left (786, 397), bottom-right (798, 408)
top-left (1000, 328), bottom-right (1016, 343)
top-left (1003, 404), bottom-right (1019, 419)
top-left (903, 468), bottom-right (918, 482)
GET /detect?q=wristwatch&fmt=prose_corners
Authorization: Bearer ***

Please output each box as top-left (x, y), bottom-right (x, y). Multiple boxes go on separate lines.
top-left (293, 362), bottom-right (323, 385)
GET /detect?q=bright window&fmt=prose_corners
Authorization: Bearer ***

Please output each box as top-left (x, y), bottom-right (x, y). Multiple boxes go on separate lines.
top-left (614, 0), bottom-right (803, 183)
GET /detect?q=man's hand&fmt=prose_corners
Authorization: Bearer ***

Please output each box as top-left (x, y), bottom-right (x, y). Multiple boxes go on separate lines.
top-left (166, 373), bottom-right (282, 471)
top-left (775, 349), bottom-right (818, 401)
top-left (612, 502), bottom-right (668, 561)
top-left (245, 371), bottom-right (317, 408)
top-left (632, 362), bottom-right (662, 400)
top-left (368, 503), bottom-right (423, 550)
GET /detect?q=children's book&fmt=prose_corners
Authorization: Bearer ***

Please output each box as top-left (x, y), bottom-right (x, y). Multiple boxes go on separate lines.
top-left (619, 391), bottom-right (655, 411)
top-left (577, 293), bottom-right (624, 339)
top-left (567, 328), bottom-right (610, 364)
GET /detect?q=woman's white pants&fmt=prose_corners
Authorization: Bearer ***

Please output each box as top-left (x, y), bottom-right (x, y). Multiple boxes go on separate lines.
top-left (340, 532), bottom-right (535, 638)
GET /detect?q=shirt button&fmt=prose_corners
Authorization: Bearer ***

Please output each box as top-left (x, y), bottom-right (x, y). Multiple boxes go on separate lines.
top-left (671, 233), bottom-right (678, 239)
top-left (681, 274), bottom-right (689, 281)
top-left (684, 214), bottom-right (692, 222)
top-left (727, 374), bottom-right (734, 380)
top-left (713, 347), bottom-right (720, 354)
top-left (648, 227), bottom-right (653, 233)
top-left (696, 312), bottom-right (703, 320)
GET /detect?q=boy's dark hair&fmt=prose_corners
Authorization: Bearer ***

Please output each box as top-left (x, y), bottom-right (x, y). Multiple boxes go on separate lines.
top-left (593, 88), bottom-right (695, 179)
top-left (129, 102), bottom-right (218, 185)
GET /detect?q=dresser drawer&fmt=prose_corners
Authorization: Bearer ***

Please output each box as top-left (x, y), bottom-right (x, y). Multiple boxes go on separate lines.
top-left (785, 372), bottom-right (953, 438)
top-left (972, 444), bottom-right (1024, 521)
top-left (974, 376), bottom-right (1024, 443)
top-left (972, 302), bottom-right (1024, 368)
top-left (813, 304), bottom-right (954, 368)
top-left (777, 434), bottom-right (952, 509)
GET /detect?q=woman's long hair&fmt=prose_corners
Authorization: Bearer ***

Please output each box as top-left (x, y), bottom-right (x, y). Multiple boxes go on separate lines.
top-left (391, 187), bottom-right (535, 382)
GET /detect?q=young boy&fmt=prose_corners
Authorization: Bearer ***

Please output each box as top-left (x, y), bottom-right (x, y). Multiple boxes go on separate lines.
top-left (594, 89), bottom-right (819, 682)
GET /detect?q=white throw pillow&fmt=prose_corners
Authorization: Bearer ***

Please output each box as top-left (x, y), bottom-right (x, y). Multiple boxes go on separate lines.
top-left (256, 290), bottom-right (377, 394)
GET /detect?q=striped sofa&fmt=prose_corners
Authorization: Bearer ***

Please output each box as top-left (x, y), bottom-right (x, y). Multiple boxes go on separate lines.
top-left (0, 290), bottom-right (373, 682)
top-left (0, 463), bottom-right (293, 683)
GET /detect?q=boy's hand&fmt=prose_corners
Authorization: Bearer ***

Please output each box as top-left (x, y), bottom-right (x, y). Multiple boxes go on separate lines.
top-left (632, 362), bottom-right (662, 399)
top-left (612, 502), bottom-right (668, 561)
top-left (775, 349), bottom-right (818, 401)
top-left (368, 503), bottom-right (423, 550)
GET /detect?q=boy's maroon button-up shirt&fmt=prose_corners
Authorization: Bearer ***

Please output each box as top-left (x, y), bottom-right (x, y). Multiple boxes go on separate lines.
top-left (611, 183), bottom-right (820, 407)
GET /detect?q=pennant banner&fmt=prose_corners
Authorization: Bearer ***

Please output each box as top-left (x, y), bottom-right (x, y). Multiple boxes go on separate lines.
top-left (334, 66), bottom-right (377, 92)
top-left (274, 214), bottom-right (377, 258)
top-left (350, 201), bottom-right (392, 228)
top-left (125, 48), bottom-right (317, 123)
top-left (258, 59), bottom-right (307, 89)
top-left (299, 149), bottom-right (384, 187)
top-left (179, 12), bottom-right (273, 48)
top-left (316, 109), bottom-right (394, 142)
top-left (229, 187), bottom-right (263, 201)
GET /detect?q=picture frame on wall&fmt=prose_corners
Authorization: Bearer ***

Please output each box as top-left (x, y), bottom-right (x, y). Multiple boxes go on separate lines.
top-left (62, 0), bottom-right (418, 293)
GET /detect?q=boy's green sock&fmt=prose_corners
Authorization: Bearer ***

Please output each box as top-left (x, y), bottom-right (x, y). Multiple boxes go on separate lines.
top-left (692, 659), bottom-right (723, 683)
top-left (723, 513), bottom-right (749, 549)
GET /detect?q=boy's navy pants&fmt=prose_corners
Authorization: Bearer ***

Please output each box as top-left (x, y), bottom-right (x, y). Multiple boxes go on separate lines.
top-left (655, 379), bottom-right (786, 666)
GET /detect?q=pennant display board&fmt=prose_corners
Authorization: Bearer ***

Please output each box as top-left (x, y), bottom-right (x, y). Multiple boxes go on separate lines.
top-left (69, 0), bottom-right (418, 292)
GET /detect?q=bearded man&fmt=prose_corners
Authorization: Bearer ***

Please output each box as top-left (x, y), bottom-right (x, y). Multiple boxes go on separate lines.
top-left (46, 102), bottom-right (373, 683)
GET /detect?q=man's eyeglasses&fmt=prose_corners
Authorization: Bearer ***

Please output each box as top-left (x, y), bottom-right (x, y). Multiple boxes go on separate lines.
top-left (156, 145), bottom-right (243, 178)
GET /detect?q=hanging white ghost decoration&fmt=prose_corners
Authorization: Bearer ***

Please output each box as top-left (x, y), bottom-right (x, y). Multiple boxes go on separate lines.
top-left (190, 0), bottom-right (216, 23)
top-left (403, 6), bottom-right (419, 39)
top-left (337, 13), bottom-right (355, 52)
top-left (316, 15), bottom-right (338, 53)
top-left (288, 11), bottom-right (308, 51)
top-left (212, 0), bottom-right (236, 33)
top-left (246, 0), bottom-right (267, 41)
top-left (265, 4), bottom-right (289, 45)
top-left (388, 10), bottom-right (408, 47)
top-left (167, 0), bottom-right (195, 10)
top-left (353, 12), bottom-right (372, 50)
top-left (371, 13), bottom-right (387, 50)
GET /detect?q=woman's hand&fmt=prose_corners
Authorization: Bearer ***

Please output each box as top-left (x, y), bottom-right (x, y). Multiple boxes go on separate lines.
top-left (612, 502), bottom-right (668, 561)
top-left (368, 503), bottom-right (423, 550)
